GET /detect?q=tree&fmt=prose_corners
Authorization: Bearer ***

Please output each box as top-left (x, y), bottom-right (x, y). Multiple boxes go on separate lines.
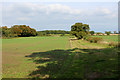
top-left (105, 31), bottom-right (111, 35)
top-left (71, 23), bottom-right (90, 39)
top-left (60, 33), bottom-right (65, 36)
top-left (2, 26), bottom-right (9, 37)
top-left (37, 30), bottom-right (70, 36)
top-left (90, 31), bottom-right (95, 35)
top-left (96, 32), bottom-right (103, 36)
top-left (11, 25), bottom-right (37, 37)
top-left (11, 25), bottom-right (22, 36)
top-left (1, 25), bottom-right (37, 38)
top-left (119, 31), bottom-right (120, 34)
top-left (114, 31), bottom-right (116, 34)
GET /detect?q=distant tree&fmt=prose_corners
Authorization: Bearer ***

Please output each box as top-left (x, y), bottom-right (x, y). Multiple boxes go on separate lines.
top-left (71, 23), bottom-right (90, 39)
top-left (119, 31), bottom-right (120, 34)
top-left (1, 25), bottom-right (37, 38)
top-left (0, 27), bottom-right (1, 37)
top-left (90, 31), bottom-right (95, 35)
top-left (96, 32), bottom-right (103, 36)
top-left (2, 26), bottom-right (9, 37)
top-left (105, 31), bottom-right (111, 35)
top-left (37, 32), bottom-right (47, 36)
top-left (11, 25), bottom-right (22, 36)
top-left (11, 25), bottom-right (37, 37)
top-left (30, 28), bottom-right (37, 36)
top-left (37, 30), bottom-right (70, 35)
top-left (60, 33), bottom-right (65, 36)
top-left (114, 31), bottom-right (116, 34)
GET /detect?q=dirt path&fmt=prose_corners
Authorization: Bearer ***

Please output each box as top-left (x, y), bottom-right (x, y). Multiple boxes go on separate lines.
top-left (69, 38), bottom-right (106, 49)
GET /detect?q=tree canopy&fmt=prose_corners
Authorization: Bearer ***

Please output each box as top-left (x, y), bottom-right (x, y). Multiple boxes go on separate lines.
top-left (1, 25), bottom-right (37, 38)
top-left (105, 31), bottom-right (111, 35)
top-left (90, 31), bottom-right (95, 35)
top-left (71, 23), bottom-right (90, 39)
top-left (37, 30), bottom-right (70, 36)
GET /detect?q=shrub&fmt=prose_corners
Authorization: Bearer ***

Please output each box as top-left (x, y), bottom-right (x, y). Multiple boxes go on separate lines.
top-left (60, 34), bottom-right (65, 36)
top-left (86, 37), bottom-right (93, 43)
top-left (94, 37), bottom-right (102, 43)
top-left (86, 37), bottom-right (102, 43)
top-left (90, 31), bottom-right (95, 35)
top-left (96, 32), bottom-right (103, 36)
top-left (115, 42), bottom-right (120, 48)
top-left (105, 31), bottom-right (111, 35)
top-left (108, 42), bottom-right (116, 46)
top-left (118, 42), bottom-right (120, 48)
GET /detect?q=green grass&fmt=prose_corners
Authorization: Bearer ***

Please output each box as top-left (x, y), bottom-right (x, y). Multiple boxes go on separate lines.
top-left (2, 36), bottom-right (70, 78)
top-left (2, 36), bottom-right (118, 79)
top-left (69, 39), bottom-right (118, 78)
top-left (92, 35), bottom-right (118, 42)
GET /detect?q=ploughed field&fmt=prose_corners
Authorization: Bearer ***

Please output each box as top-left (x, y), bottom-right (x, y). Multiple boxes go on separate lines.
top-left (2, 36), bottom-right (118, 79)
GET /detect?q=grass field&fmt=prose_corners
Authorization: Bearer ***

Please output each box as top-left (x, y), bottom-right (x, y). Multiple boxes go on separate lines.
top-left (92, 35), bottom-right (118, 42)
top-left (2, 36), bottom-right (118, 79)
top-left (2, 36), bottom-right (70, 78)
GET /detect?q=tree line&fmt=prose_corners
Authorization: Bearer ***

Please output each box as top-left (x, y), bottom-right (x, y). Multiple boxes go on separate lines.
top-left (0, 25), bottom-right (71, 38)
top-left (37, 30), bottom-right (70, 36)
top-left (0, 24), bottom-right (119, 38)
top-left (89, 31), bottom-right (120, 36)
top-left (70, 22), bottom-right (119, 40)
top-left (1, 25), bottom-right (37, 38)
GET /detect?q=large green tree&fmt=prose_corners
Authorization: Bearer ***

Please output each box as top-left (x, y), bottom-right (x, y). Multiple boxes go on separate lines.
top-left (71, 23), bottom-right (90, 39)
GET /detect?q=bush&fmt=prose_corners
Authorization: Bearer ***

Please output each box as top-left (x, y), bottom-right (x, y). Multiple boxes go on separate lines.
top-left (60, 34), bottom-right (65, 36)
top-left (90, 31), bottom-right (95, 35)
top-left (86, 37), bottom-right (93, 43)
top-left (115, 42), bottom-right (120, 48)
top-left (96, 32), bottom-right (103, 36)
top-left (86, 37), bottom-right (102, 43)
top-left (108, 42), bottom-right (116, 46)
top-left (105, 31), bottom-right (111, 35)
top-left (118, 42), bottom-right (120, 48)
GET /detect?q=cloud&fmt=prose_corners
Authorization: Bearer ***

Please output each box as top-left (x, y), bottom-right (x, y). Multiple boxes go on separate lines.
top-left (3, 3), bottom-right (117, 19)
top-left (17, 17), bottom-right (31, 21)
top-left (92, 7), bottom-right (117, 18)
top-left (92, 8), bottom-right (111, 16)
top-left (99, 8), bottom-right (111, 15)
top-left (2, 2), bottom-right (117, 31)
top-left (47, 4), bottom-right (81, 15)
top-left (6, 3), bottom-right (82, 15)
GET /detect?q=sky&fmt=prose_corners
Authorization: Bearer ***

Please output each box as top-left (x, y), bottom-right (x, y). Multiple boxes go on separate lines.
top-left (0, 1), bottom-right (118, 32)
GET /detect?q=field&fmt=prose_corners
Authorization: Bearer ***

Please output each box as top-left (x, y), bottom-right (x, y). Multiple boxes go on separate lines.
top-left (92, 35), bottom-right (118, 42)
top-left (2, 35), bottom-right (118, 79)
top-left (2, 37), bottom-right (70, 78)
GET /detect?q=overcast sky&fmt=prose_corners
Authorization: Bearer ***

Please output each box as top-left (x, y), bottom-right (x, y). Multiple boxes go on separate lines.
top-left (1, 1), bottom-right (118, 32)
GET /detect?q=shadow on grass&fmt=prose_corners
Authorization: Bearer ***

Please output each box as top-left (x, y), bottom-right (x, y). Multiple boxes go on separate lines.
top-left (25, 48), bottom-right (118, 79)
